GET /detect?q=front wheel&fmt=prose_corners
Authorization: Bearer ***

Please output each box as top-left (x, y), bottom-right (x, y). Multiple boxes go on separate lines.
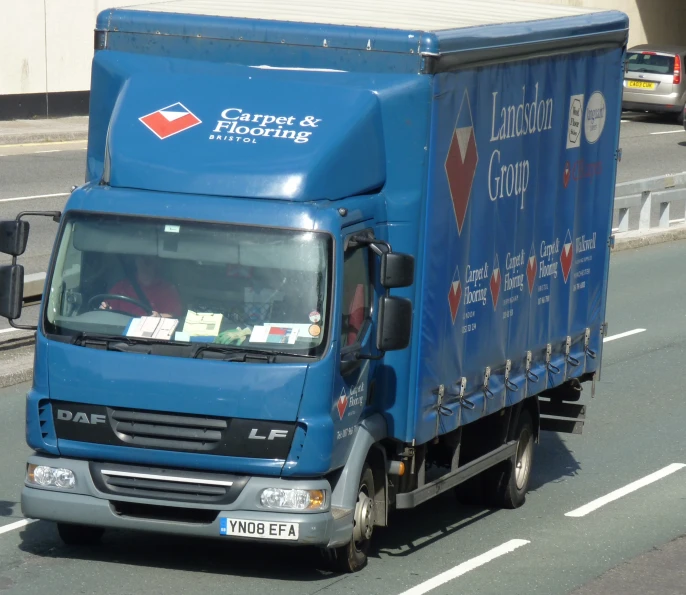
top-left (329, 464), bottom-right (375, 573)
top-left (57, 523), bottom-right (105, 546)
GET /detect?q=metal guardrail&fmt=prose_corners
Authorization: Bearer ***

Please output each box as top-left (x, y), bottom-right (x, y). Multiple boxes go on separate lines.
top-left (614, 172), bottom-right (686, 233)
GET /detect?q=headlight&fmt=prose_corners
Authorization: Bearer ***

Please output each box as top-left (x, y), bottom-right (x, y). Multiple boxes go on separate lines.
top-left (27, 464), bottom-right (76, 489)
top-left (259, 488), bottom-right (326, 511)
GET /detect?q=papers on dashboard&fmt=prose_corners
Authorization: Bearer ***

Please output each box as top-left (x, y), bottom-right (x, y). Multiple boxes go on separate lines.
top-left (126, 316), bottom-right (179, 340)
top-left (182, 310), bottom-right (223, 337)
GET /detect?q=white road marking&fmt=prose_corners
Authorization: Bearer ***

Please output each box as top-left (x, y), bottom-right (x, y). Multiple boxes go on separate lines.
top-left (566, 463), bottom-right (686, 518)
top-left (397, 539), bottom-right (530, 595)
top-left (0, 140), bottom-right (85, 149)
top-left (650, 129), bottom-right (685, 135)
top-left (0, 192), bottom-right (69, 203)
top-left (0, 328), bottom-right (23, 335)
top-left (603, 328), bottom-right (646, 343)
top-left (35, 149), bottom-right (60, 154)
top-left (0, 519), bottom-right (37, 536)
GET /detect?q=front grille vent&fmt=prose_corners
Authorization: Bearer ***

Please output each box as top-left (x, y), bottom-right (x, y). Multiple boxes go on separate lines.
top-left (110, 409), bottom-right (228, 451)
top-left (90, 462), bottom-right (247, 505)
top-left (102, 469), bottom-right (232, 503)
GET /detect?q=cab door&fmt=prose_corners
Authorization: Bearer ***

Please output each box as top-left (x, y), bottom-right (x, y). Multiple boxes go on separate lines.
top-left (330, 229), bottom-right (377, 465)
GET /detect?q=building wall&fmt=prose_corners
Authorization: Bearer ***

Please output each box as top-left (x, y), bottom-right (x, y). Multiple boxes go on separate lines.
top-left (1, 0), bottom-right (153, 98)
top-left (525, 0), bottom-right (685, 47)
top-left (0, 0), bottom-right (681, 117)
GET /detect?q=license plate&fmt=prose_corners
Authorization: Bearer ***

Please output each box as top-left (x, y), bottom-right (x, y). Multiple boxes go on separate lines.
top-left (627, 80), bottom-right (657, 90)
top-left (219, 518), bottom-right (299, 541)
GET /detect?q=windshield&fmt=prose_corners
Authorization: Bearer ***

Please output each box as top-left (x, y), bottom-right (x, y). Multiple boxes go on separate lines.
top-left (626, 52), bottom-right (675, 75)
top-left (44, 212), bottom-right (331, 358)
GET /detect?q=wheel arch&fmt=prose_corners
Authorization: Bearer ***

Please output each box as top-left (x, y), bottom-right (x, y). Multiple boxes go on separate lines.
top-left (330, 414), bottom-right (387, 515)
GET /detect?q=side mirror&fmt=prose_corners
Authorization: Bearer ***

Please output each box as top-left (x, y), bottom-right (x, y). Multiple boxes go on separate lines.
top-left (0, 265), bottom-right (24, 320)
top-left (380, 252), bottom-right (415, 288)
top-left (376, 295), bottom-right (412, 352)
top-left (0, 220), bottom-right (30, 256)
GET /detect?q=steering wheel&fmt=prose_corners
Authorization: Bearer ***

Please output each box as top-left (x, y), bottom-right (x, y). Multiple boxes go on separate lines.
top-left (87, 293), bottom-right (153, 316)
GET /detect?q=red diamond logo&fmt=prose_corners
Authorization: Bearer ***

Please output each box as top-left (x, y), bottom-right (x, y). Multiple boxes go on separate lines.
top-left (561, 230), bottom-right (573, 283)
top-left (563, 161), bottom-right (571, 188)
top-left (139, 102), bottom-right (202, 139)
top-left (448, 266), bottom-right (462, 325)
top-left (527, 243), bottom-right (537, 295)
top-left (445, 90), bottom-right (479, 235)
top-left (336, 388), bottom-right (348, 420)
top-left (490, 255), bottom-right (501, 310)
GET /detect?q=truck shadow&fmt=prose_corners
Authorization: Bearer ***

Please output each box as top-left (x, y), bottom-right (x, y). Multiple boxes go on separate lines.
top-left (529, 430), bottom-right (581, 492)
top-left (373, 494), bottom-right (495, 558)
top-left (17, 522), bottom-right (335, 582)
top-left (0, 500), bottom-right (14, 517)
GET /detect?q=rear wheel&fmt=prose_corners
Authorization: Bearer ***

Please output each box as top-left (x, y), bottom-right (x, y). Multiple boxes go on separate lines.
top-left (330, 464), bottom-right (375, 573)
top-left (678, 109), bottom-right (685, 126)
top-left (57, 523), bottom-right (105, 546)
top-left (489, 410), bottom-right (535, 509)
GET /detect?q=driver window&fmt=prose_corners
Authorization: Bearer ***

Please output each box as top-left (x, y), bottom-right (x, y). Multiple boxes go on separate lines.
top-left (341, 246), bottom-right (372, 348)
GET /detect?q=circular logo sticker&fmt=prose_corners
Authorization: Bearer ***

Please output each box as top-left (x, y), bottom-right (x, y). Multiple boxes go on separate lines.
top-left (309, 311), bottom-right (321, 323)
top-left (584, 91), bottom-right (606, 144)
top-left (308, 324), bottom-right (321, 338)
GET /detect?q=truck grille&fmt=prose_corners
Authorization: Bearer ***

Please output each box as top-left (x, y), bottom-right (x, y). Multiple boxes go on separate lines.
top-left (110, 409), bottom-right (227, 452)
top-left (90, 462), bottom-right (247, 505)
top-left (52, 400), bottom-right (296, 459)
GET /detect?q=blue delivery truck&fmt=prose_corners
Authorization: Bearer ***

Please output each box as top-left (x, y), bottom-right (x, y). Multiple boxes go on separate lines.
top-left (0, 0), bottom-right (628, 572)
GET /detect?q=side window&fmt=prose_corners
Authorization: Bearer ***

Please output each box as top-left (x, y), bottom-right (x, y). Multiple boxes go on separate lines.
top-left (341, 247), bottom-right (372, 348)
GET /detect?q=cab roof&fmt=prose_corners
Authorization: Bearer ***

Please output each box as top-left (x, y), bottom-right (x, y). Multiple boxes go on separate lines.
top-left (101, 1), bottom-right (629, 70)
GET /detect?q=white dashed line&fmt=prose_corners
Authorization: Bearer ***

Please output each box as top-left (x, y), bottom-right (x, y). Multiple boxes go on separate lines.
top-left (0, 519), bottom-right (37, 536)
top-left (650, 129), bottom-right (686, 135)
top-left (397, 539), bottom-right (530, 595)
top-left (0, 192), bottom-right (69, 203)
top-left (603, 328), bottom-right (646, 343)
top-left (35, 149), bottom-right (61, 154)
top-left (565, 463), bottom-right (686, 518)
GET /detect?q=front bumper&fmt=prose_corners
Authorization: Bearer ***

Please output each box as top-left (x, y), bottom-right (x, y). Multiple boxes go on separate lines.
top-left (21, 455), bottom-right (353, 547)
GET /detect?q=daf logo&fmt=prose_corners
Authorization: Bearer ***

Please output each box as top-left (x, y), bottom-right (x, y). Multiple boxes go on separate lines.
top-left (57, 409), bottom-right (106, 425)
top-left (248, 428), bottom-right (289, 441)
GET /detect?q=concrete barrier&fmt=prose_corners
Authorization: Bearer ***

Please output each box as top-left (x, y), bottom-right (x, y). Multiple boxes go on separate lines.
top-left (613, 172), bottom-right (686, 251)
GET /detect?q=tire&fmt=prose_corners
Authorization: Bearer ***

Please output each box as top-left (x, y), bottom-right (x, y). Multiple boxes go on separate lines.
top-left (329, 464), bottom-right (375, 573)
top-left (57, 523), bottom-right (105, 546)
top-left (488, 410), bottom-right (535, 509)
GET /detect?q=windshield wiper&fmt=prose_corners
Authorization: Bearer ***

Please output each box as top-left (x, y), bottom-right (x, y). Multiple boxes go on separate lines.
top-left (192, 343), bottom-right (313, 361)
top-left (70, 333), bottom-right (314, 360)
top-left (72, 332), bottom-right (177, 349)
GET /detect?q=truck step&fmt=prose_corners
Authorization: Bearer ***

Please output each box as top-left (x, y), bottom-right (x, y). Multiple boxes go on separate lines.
top-left (395, 441), bottom-right (517, 509)
top-left (539, 399), bottom-right (586, 435)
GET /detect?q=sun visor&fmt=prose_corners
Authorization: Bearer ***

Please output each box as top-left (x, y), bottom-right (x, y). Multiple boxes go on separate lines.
top-left (105, 72), bottom-right (386, 201)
